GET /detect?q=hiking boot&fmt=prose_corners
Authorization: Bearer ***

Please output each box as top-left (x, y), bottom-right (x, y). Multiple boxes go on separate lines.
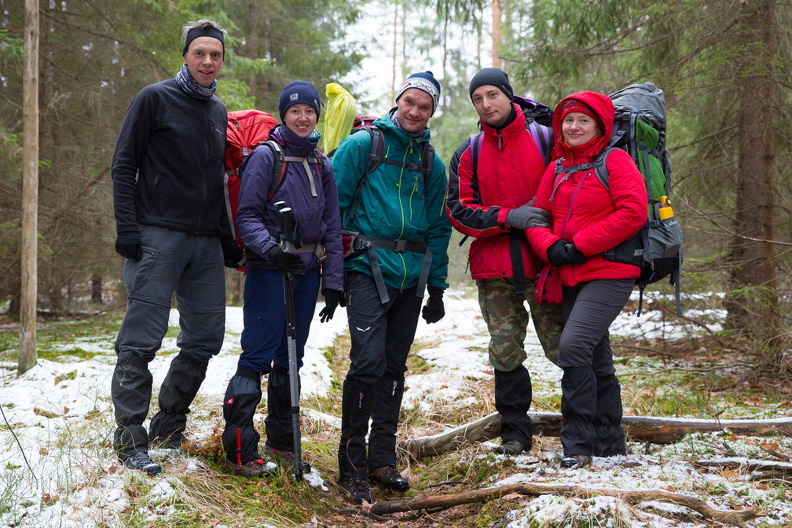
top-left (339, 477), bottom-right (372, 504)
top-left (123, 452), bottom-right (162, 476)
top-left (225, 458), bottom-right (277, 478)
top-left (264, 446), bottom-right (311, 474)
top-left (560, 455), bottom-right (592, 469)
top-left (494, 440), bottom-right (527, 456)
top-left (369, 465), bottom-right (409, 492)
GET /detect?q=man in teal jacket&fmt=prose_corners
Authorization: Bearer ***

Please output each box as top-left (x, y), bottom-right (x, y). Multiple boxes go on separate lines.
top-left (332, 71), bottom-right (451, 504)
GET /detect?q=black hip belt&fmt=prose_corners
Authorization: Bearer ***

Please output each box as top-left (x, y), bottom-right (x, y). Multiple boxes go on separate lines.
top-left (356, 235), bottom-right (427, 254)
top-left (347, 234), bottom-right (432, 305)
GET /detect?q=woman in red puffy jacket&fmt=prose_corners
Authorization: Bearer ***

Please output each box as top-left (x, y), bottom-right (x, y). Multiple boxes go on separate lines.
top-left (527, 91), bottom-right (647, 469)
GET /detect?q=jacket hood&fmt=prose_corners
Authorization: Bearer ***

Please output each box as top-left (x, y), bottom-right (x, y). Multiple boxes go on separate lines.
top-left (552, 91), bottom-right (614, 161)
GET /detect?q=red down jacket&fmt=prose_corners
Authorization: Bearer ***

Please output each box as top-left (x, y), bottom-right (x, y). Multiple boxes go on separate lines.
top-left (446, 104), bottom-right (547, 280)
top-left (527, 91), bottom-right (647, 287)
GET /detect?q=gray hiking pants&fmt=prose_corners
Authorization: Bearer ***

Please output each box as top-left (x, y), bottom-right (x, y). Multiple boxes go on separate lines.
top-left (111, 225), bottom-right (226, 458)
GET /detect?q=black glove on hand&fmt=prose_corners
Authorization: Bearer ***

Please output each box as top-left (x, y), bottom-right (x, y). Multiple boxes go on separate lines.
top-left (565, 244), bottom-right (586, 265)
top-left (221, 237), bottom-right (245, 268)
top-left (319, 289), bottom-right (344, 323)
top-left (547, 240), bottom-right (586, 266)
top-left (506, 204), bottom-right (551, 230)
top-left (267, 246), bottom-right (305, 273)
top-left (115, 233), bottom-right (143, 262)
top-left (422, 286), bottom-right (445, 324)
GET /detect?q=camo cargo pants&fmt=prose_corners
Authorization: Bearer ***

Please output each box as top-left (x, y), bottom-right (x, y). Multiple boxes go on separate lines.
top-left (476, 277), bottom-right (563, 370)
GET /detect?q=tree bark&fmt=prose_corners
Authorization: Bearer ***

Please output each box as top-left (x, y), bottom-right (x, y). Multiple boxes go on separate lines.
top-left (724, 0), bottom-right (779, 340)
top-left (400, 411), bottom-right (792, 458)
top-left (369, 482), bottom-right (759, 526)
top-left (19, 0), bottom-right (39, 375)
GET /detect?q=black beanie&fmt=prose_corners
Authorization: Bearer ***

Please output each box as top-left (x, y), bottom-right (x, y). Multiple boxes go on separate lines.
top-left (469, 68), bottom-right (514, 101)
top-left (278, 81), bottom-right (322, 121)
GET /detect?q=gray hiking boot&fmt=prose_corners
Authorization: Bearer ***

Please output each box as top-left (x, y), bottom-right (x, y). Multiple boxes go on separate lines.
top-left (123, 452), bottom-right (162, 476)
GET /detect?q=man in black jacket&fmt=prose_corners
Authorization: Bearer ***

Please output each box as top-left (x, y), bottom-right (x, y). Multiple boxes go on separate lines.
top-left (110, 19), bottom-right (242, 476)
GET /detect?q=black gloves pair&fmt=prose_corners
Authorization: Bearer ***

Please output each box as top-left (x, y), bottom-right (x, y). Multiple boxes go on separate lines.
top-left (318, 289), bottom-right (345, 323)
top-left (115, 233), bottom-right (143, 262)
top-left (422, 286), bottom-right (445, 324)
top-left (546, 240), bottom-right (586, 267)
top-left (222, 237), bottom-right (245, 268)
top-left (505, 204), bottom-right (550, 230)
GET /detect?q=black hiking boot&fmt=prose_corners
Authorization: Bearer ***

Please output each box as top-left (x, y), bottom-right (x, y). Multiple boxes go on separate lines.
top-left (339, 477), bottom-right (372, 504)
top-left (123, 452), bottom-right (162, 476)
top-left (369, 465), bottom-right (409, 492)
top-left (560, 454), bottom-right (592, 469)
top-left (494, 439), bottom-right (527, 456)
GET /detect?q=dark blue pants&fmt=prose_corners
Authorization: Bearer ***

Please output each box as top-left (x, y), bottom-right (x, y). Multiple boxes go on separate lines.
top-left (237, 266), bottom-right (320, 373)
top-left (222, 266), bottom-right (319, 461)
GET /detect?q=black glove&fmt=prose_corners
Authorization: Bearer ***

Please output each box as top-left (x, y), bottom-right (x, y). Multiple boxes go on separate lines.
top-left (221, 237), bottom-right (245, 268)
top-left (115, 233), bottom-right (142, 262)
top-left (565, 244), bottom-right (586, 265)
top-left (422, 286), bottom-right (445, 324)
top-left (318, 289), bottom-right (344, 323)
top-left (506, 204), bottom-right (550, 230)
top-left (267, 245), bottom-right (305, 273)
top-left (546, 240), bottom-right (587, 267)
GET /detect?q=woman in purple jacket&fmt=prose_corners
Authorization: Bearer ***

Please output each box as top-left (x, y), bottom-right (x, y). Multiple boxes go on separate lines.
top-left (221, 82), bottom-right (343, 477)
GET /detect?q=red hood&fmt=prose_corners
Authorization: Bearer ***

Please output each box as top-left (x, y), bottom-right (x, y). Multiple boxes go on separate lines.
top-left (552, 91), bottom-right (615, 161)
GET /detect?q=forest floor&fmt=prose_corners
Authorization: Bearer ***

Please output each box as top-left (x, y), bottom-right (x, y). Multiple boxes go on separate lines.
top-left (0, 286), bottom-right (791, 528)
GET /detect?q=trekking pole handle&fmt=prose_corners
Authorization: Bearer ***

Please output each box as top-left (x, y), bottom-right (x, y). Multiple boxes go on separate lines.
top-left (274, 201), bottom-right (295, 252)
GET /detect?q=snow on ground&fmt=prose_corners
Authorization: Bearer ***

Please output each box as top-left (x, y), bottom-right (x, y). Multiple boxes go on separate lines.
top-left (0, 290), bottom-right (790, 527)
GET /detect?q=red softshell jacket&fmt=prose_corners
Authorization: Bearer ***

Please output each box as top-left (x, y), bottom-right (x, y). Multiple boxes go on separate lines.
top-left (446, 104), bottom-right (548, 280)
top-left (527, 91), bottom-right (647, 287)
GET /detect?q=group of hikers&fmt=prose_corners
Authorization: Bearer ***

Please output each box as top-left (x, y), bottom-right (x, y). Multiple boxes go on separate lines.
top-left (109, 20), bottom-right (648, 504)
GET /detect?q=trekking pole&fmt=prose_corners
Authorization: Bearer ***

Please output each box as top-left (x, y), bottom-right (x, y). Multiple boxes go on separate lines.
top-left (274, 201), bottom-right (306, 481)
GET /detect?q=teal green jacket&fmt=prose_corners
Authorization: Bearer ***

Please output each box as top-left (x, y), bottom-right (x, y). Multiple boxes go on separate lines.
top-left (332, 113), bottom-right (451, 291)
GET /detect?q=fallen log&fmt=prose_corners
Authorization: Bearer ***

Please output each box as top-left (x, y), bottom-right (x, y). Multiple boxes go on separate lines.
top-left (369, 482), bottom-right (759, 526)
top-left (694, 457), bottom-right (792, 476)
top-left (400, 411), bottom-right (792, 458)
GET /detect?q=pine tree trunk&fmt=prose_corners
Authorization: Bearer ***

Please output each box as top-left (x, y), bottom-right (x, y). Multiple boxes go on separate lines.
top-left (724, 0), bottom-right (779, 341)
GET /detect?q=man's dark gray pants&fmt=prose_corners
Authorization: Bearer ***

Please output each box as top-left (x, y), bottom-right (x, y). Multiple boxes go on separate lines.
top-left (112, 225), bottom-right (226, 458)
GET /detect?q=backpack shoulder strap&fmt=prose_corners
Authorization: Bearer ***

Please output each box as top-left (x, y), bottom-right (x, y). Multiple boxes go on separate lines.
top-left (264, 140), bottom-right (287, 200)
top-left (527, 121), bottom-right (553, 165)
top-left (364, 126), bottom-right (384, 176)
top-left (420, 141), bottom-right (435, 189)
top-left (470, 132), bottom-right (484, 179)
top-left (554, 149), bottom-right (613, 185)
top-left (592, 148), bottom-right (615, 190)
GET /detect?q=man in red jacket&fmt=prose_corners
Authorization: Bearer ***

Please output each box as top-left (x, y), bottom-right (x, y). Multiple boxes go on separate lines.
top-left (446, 68), bottom-right (564, 456)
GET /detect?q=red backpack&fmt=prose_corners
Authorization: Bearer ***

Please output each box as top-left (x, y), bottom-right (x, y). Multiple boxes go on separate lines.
top-left (224, 110), bottom-right (279, 255)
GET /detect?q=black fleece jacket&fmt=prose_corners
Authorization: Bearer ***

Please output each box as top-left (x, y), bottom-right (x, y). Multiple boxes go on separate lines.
top-left (111, 78), bottom-right (230, 237)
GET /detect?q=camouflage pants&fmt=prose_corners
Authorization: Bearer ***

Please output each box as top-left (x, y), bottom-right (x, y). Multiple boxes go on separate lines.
top-left (476, 277), bottom-right (564, 371)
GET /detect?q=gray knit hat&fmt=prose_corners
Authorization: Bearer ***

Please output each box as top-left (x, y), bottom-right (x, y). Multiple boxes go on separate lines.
top-left (468, 68), bottom-right (514, 101)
